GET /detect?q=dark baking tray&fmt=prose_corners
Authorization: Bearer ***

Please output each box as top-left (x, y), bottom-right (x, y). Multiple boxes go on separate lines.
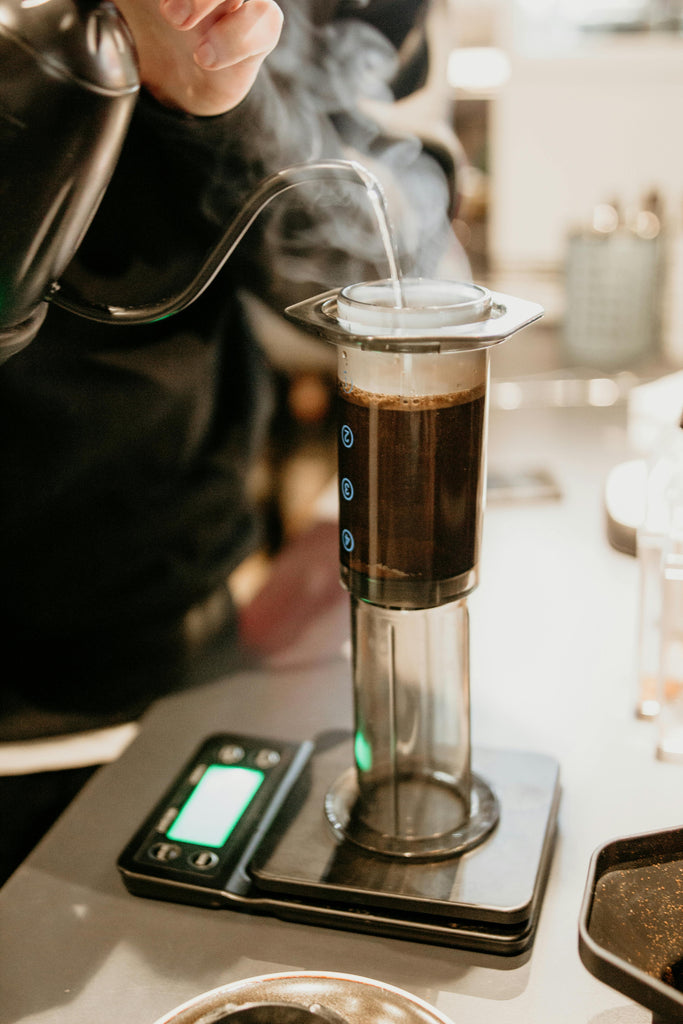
top-left (579, 826), bottom-right (683, 1022)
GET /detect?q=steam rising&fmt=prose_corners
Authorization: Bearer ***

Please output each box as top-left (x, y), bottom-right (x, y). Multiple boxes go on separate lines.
top-left (254, 1), bottom-right (469, 298)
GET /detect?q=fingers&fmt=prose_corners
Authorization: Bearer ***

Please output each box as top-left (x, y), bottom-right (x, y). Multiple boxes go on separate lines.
top-left (193, 0), bottom-right (283, 70)
top-left (161, 0), bottom-right (242, 30)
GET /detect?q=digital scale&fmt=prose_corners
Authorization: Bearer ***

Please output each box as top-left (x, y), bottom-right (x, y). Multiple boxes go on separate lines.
top-left (118, 729), bottom-right (560, 957)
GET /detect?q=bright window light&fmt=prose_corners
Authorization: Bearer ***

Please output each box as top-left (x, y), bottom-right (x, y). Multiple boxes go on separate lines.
top-left (447, 47), bottom-right (512, 95)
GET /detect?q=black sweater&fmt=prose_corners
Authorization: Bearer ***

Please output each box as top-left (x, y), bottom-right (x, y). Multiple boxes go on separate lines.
top-left (0, 0), bottom-right (452, 715)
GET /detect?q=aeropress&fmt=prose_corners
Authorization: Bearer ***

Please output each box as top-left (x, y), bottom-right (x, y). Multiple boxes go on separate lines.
top-left (242, 281), bottom-right (560, 957)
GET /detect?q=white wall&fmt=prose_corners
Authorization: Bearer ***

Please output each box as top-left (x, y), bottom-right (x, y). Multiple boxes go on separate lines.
top-left (488, 33), bottom-right (683, 270)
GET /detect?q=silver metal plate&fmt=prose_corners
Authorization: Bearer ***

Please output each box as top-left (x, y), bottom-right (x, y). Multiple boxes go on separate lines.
top-left (153, 972), bottom-right (456, 1024)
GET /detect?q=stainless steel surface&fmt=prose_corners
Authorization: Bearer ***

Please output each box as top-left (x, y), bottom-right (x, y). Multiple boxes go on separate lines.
top-left (0, 401), bottom-right (675, 1024)
top-left (152, 971), bottom-right (456, 1024)
top-left (250, 738), bottom-right (558, 955)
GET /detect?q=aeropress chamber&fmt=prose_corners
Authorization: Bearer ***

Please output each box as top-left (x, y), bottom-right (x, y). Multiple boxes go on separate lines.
top-left (286, 279), bottom-right (545, 859)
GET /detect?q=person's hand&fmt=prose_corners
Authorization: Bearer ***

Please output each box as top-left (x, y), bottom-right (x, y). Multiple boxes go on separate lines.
top-left (116, 0), bottom-right (283, 117)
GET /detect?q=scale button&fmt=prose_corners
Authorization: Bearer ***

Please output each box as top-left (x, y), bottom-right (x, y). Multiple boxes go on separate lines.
top-left (156, 807), bottom-right (179, 833)
top-left (188, 763), bottom-right (207, 786)
top-left (188, 850), bottom-right (219, 871)
top-left (149, 842), bottom-right (182, 863)
top-left (218, 744), bottom-right (245, 765)
top-left (255, 748), bottom-right (280, 770)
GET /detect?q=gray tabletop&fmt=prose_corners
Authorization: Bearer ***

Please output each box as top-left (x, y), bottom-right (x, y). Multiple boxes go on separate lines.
top-left (1, 402), bottom-right (678, 1024)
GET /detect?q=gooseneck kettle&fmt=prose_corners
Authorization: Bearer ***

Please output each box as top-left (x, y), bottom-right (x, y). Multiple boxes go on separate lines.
top-left (0, 0), bottom-right (388, 364)
top-left (0, 0), bottom-right (140, 360)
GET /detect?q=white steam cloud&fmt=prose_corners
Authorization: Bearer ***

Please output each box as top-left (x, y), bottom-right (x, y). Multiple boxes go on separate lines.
top-left (256, 1), bottom-right (469, 296)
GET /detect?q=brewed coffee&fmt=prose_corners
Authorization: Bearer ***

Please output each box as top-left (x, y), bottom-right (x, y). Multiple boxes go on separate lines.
top-left (337, 381), bottom-right (486, 608)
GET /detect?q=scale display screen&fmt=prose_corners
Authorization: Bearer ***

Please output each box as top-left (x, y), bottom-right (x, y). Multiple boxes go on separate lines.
top-left (166, 764), bottom-right (265, 849)
top-left (118, 733), bottom-right (313, 908)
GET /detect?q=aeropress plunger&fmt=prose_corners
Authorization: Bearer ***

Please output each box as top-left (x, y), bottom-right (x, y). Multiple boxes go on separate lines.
top-left (286, 278), bottom-right (543, 859)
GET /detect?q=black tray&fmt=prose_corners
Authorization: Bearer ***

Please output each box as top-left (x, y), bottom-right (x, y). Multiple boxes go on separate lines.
top-left (579, 826), bottom-right (683, 1023)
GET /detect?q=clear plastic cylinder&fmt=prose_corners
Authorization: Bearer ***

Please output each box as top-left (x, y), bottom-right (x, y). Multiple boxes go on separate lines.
top-left (657, 499), bottom-right (683, 763)
top-left (326, 279), bottom-right (499, 858)
top-left (342, 596), bottom-right (473, 854)
top-left (336, 342), bottom-right (489, 609)
top-left (656, 547), bottom-right (683, 762)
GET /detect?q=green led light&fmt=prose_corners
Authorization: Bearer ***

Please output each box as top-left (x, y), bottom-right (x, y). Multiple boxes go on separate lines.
top-left (167, 764), bottom-right (264, 848)
top-left (354, 730), bottom-right (373, 772)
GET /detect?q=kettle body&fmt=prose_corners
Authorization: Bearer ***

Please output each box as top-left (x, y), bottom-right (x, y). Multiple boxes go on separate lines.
top-left (0, 0), bottom-right (139, 348)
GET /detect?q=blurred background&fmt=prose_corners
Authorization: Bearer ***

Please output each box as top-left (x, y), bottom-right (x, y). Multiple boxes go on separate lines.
top-left (245, 0), bottom-right (683, 583)
top-left (453, 0), bottom-right (682, 365)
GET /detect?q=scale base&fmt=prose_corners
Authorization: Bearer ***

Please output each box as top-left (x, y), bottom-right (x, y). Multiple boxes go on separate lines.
top-left (247, 735), bottom-right (560, 957)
